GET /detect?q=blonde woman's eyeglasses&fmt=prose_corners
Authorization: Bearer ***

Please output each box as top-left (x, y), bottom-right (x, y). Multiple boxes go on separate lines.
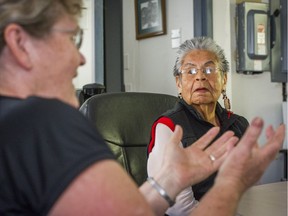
top-left (51, 27), bottom-right (83, 49)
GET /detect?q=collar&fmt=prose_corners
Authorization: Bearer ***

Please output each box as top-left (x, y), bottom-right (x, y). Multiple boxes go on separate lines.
top-left (178, 99), bottom-right (237, 130)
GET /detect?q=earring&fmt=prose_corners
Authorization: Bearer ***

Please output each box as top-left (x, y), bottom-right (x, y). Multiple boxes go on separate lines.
top-left (178, 92), bottom-right (183, 99)
top-left (222, 89), bottom-right (231, 111)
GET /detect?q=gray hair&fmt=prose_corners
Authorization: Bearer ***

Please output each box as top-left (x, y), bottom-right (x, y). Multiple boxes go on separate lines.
top-left (0, 0), bottom-right (83, 53)
top-left (173, 37), bottom-right (229, 76)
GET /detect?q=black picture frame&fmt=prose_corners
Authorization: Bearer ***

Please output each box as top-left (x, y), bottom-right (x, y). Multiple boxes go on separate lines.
top-left (134, 0), bottom-right (167, 40)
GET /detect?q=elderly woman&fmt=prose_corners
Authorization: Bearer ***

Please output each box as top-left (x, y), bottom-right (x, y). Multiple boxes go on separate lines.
top-left (147, 37), bottom-right (249, 216)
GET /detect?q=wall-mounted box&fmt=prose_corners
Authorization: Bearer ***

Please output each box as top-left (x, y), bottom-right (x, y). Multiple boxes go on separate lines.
top-left (236, 2), bottom-right (270, 74)
top-left (270, 0), bottom-right (287, 83)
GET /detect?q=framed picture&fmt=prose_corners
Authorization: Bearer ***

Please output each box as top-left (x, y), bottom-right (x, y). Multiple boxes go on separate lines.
top-left (134, 0), bottom-right (167, 40)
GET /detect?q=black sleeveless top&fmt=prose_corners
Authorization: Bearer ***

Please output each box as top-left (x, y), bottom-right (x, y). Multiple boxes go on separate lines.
top-left (161, 99), bottom-right (249, 200)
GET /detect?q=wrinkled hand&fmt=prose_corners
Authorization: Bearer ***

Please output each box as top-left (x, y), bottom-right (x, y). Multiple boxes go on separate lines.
top-left (159, 126), bottom-right (239, 192)
top-left (215, 117), bottom-right (285, 193)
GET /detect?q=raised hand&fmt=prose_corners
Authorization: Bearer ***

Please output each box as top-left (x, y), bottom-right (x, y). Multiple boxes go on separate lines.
top-left (215, 117), bottom-right (286, 194)
top-left (156, 125), bottom-right (239, 192)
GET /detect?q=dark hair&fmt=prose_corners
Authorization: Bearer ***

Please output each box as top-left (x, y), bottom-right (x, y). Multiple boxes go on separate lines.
top-left (0, 0), bottom-right (83, 52)
top-left (173, 37), bottom-right (229, 76)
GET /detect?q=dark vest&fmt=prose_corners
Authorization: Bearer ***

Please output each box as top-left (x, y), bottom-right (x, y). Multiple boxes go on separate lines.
top-left (162, 100), bottom-right (249, 200)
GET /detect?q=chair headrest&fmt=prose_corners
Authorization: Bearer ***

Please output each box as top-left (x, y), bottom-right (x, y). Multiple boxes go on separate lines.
top-left (80, 92), bottom-right (178, 147)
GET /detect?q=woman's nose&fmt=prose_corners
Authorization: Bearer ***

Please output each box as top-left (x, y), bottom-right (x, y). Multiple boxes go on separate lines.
top-left (195, 70), bottom-right (207, 81)
top-left (79, 52), bottom-right (86, 66)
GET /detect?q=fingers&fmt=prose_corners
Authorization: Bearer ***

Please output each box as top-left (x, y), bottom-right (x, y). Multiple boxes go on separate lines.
top-left (216, 136), bottom-right (239, 159)
top-left (237, 117), bottom-right (264, 150)
top-left (205, 130), bottom-right (235, 153)
top-left (265, 125), bottom-right (275, 140)
top-left (261, 124), bottom-right (285, 161)
top-left (192, 127), bottom-right (220, 150)
top-left (226, 137), bottom-right (238, 153)
top-left (211, 136), bottom-right (239, 168)
top-left (204, 130), bottom-right (236, 163)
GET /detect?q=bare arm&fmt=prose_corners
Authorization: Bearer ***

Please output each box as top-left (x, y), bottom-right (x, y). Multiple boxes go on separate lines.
top-left (48, 160), bottom-right (155, 216)
top-left (191, 117), bottom-right (286, 216)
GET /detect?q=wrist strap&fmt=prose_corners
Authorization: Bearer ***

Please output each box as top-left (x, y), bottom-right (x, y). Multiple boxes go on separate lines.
top-left (147, 177), bottom-right (175, 207)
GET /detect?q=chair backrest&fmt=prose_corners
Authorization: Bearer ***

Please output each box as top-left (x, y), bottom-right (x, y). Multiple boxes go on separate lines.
top-left (79, 92), bottom-right (178, 186)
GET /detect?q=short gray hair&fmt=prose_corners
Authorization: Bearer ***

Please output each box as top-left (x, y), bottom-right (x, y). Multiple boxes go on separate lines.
top-left (173, 37), bottom-right (229, 76)
top-left (0, 0), bottom-right (83, 53)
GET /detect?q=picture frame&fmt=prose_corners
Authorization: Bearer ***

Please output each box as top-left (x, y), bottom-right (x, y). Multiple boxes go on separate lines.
top-left (134, 0), bottom-right (167, 40)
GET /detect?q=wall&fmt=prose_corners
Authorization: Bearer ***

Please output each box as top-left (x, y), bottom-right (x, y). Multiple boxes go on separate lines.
top-left (123, 0), bottom-right (194, 95)
top-left (123, 0), bottom-right (286, 183)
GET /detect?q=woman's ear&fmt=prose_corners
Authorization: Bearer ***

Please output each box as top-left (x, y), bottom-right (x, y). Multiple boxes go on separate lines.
top-left (175, 76), bottom-right (182, 93)
top-left (222, 73), bottom-right (228, 89)
top-left (4, 24), bottom-right (32, 70)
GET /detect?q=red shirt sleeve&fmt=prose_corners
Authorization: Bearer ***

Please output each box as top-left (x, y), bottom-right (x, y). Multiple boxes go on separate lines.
top-left (147, 116), bottom-right (175, 154)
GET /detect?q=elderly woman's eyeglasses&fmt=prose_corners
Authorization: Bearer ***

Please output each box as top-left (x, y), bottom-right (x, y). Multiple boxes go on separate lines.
top-left (180, 66), bottom-right (219, 76)
top-left (51, 27), bottom-right (83, 49)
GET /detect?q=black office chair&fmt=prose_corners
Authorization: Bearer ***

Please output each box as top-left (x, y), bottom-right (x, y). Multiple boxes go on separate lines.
top-left (79, 92), bottom-right (178, 186)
